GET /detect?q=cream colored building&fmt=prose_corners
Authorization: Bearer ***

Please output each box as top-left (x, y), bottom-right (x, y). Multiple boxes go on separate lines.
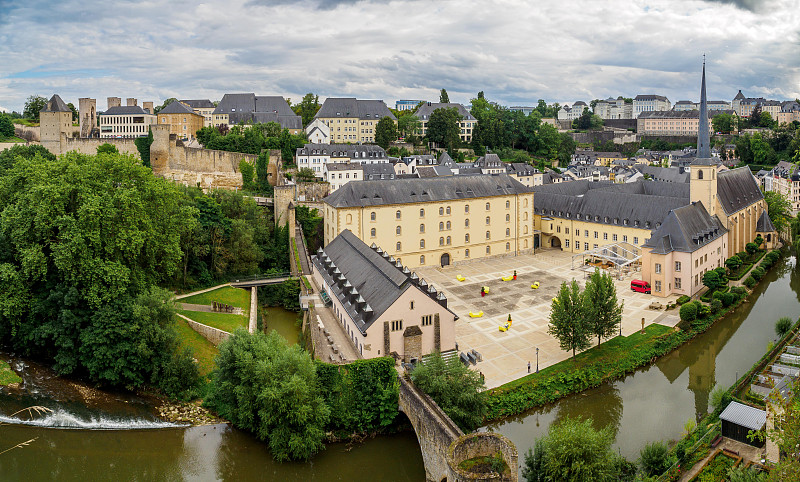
top-left (39, 94), bottom-right (74, 154)
top-left (413, 102), bottom-right (476, 142)
top-left (324, 162), bottom-right (363, 192)
top-left (211, 93), bottom-right (302, 134)
top-left (312, 229), bottom-right (457, 362)
top-left (181, 99), bottom-right (216, 127)
top-left (322, 175), bottom-right (534, 269)
top-left (98, 106), bottom-right (156, 139)
top-left (157, 101), bottom-right (205, 140)
top-left (314, 98), bottom-right (396, 144)
top-left (637, 110), bottom-right (736, 136)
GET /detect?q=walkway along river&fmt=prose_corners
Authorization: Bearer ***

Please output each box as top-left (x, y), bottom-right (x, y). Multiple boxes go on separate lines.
top-left (1, 252), bottom-right (797, 480)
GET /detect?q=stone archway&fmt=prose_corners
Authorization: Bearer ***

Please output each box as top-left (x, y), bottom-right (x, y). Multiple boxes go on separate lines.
top-left (550, 236), bottom-right (561, 248)
top-left (440, 253), bottom-right (450, 267)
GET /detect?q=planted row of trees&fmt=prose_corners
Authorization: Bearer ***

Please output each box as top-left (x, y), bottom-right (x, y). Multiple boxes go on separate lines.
top-left (548, 270), bottom-right (624, 357)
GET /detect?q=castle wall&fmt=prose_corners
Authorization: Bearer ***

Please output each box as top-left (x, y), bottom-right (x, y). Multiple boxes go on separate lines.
top-left (59, 136), bottom-right (140, 157)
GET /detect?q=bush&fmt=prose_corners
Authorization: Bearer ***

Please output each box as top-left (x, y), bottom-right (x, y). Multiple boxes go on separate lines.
top-left (743, 276), bottom-right (757, 288)
top-left (698, 304), bottom-right (711, 319)
top-left (676, 295), bottom-right (691, 305)
top-left (751, 266), bottom-right (765, 281)
top-left (680, 302), bottom-right (698, 322)
top-left (710, 299), bottom-right (723, 314)
top-left (722, 292), bottom-right (736, 307)
top-left (639, 441), bottom-right (673, 477)
top-left (730, 286), bottom-right (747, 296)
top-left (775, 317), bottom-right (793, 339)
top-left (745, 242), bottom-right (758, 256)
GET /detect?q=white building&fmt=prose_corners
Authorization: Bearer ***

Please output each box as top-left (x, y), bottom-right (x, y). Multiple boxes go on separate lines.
top-left (98, 106), bottom-right (157, 139)
top-left (633, 95), bottom-right (671, 118)
top-left (296, 143), bottom-right (390, 178)
top-left (557, 101), bottom-right (589, 122)
top-left (594, 97), bottom-right (633, 119)
top-left (305, 118), bottom-right (330, 144)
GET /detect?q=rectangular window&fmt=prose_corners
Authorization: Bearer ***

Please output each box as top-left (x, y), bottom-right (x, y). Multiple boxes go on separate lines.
top-left (422, 315), bottom-right (432, 326)
top-left (585, 230), bottom-right (589, 237)
top-left (623, 235), bottom-right (628, 242)
top-left (565, 228), bottom-right (570, 235)
top-left (633, 237), bottom-right (638, 245)
top-left (584, 242), bottom-right (589, 250)
top-left (655, 280), bottom-right (662, 292)
top-left (675, 261), bottom-right (681, 272)
top-left (594, 231), bottom-right (598, 239)
top-left (565, 240), bottom-right (570, 248)
top-left (655, 263), bottom-right (661, 274)
top-left (391, 320), bottom-right (403, 331)
top-left (603, 233), bottom-right (608, 240)
top-left (612, 234), bottom-right (618, 242)
top-left (675, 278), bottom-right (682, 289)
top-left (695, 274), bottom-right (699, 286)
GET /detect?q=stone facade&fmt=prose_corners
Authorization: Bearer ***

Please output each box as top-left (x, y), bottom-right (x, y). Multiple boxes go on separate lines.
top-left (447, 432), bottom-right (519, 482)
top-left (79, 98), bottom-right (97, 138)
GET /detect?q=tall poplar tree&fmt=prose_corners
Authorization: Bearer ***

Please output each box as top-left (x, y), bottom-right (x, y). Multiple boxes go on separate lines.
top-left (548, 280), bottom-right (590, 357)
top-left (583, 269), bottom-right (623, 346)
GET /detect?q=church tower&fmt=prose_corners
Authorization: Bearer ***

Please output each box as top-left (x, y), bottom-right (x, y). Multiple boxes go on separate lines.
top-left (690, 59), bottom-right (718, 217)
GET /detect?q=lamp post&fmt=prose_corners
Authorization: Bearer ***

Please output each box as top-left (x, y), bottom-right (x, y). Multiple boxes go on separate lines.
top-left (536, 347), bottom-right (539, 373)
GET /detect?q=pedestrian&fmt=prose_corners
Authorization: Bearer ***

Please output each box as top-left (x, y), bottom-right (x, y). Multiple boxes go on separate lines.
top-left (528, 361), bottom-right (531, 373)
top-left (481, 286), bottom-right (485, 297)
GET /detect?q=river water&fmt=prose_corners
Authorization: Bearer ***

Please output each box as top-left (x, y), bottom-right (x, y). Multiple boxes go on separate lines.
top-left (1, 253), bottom-right (797, 480)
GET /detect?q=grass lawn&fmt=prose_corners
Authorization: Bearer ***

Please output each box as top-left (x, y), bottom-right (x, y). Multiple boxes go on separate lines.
top-left (178, 286), bottom-right (250, 311)
top-left (173, 317), bottom-right (218, 377)
top-left (178, 310), bottom-right (247, 333)
top-left (0, 359), bottom-right (23, 385)
top-left (497, 323), bottom-right (673, 392)
top-left (0, 136), bottom-right (26, 143)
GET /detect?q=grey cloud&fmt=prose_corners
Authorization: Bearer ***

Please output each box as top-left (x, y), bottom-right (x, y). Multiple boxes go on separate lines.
top-left (703, 0), bottom-right (768, 11)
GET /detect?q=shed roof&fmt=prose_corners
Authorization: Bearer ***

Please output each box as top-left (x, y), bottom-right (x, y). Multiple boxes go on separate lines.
top-left (719, 401), bottom-right (766, 431)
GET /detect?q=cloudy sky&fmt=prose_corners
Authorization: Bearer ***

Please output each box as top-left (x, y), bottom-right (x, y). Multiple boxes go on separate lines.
top-left (0, 0), bottom-right (798, 113)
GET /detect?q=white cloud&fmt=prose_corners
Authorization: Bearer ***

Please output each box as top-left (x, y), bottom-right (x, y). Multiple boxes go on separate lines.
top-left (0, 0), bottom-right (798, 111)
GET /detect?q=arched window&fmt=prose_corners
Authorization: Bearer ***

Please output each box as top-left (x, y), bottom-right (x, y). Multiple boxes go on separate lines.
top-left (396, 242), bottom-right (402, 251)
top-left (439, 237), bottom-right (444, 246)
top-left (439, 222), bottom-right (444, 231)
top-left (523, 198), bottom-right (528, 207)
top-left (446, 206), bottom-right (451, 215)
top-left (505, 200), bottom-right (510, 209)
top-left (486, 231), bottom-right (491, 240)
top-left (486, 246), bottom-right (491, 254)
top-left (346, 214), bottom-right (352, 224)
top-left (396, 226), bottom-right (402, 235)
top-left (485, 202), bottom-right (490, 211)
top-left (420, 224), bottom-right (425, 233)
top-left (698, 170), bottom-right (704, 180)
top-left (506, 228), bottom-right (510, 236)
top-left (465, 233), bottom-right (470, 242)
top-left (370, 228), bottom-right (376, 237)
top-left (370, 211), bottom-right (376, 221)
top-left (420, 255), bottom-right (425, 265)
top-left (446, 221), bottom-right (451, 230)
top-left (524, 225), bottom-right (529, 234)
top-left (523, 212), bottom-right (528, 221)
top-left (486, 216), bottom-right (491, 225)
top-left (506, 214), bottom-right (510, 222)
top-left (506, 242), bottom-right (510, 251)
top-left (465, 248), bottom-right (470, 257)
top-left (420, 239), bottom-right (425, 248)
top-left (420, 208), bottom-right (425, 217)
top-left (446, 236), bottom-right (451, 245)
top-left (465, 205), bottom-right (470, 213)
top-left (396, 210), bottom-right (401, 220)
top-left (465, 219), bottom-right (470, 227)
top-left (439, 207), bottom-right (444, 215)
top-left (524, 239), bottom-right (528, 248)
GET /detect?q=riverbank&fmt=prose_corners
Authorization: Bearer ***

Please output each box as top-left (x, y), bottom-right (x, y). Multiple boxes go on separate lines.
top-left (484, 251), bottom-right (784, 422)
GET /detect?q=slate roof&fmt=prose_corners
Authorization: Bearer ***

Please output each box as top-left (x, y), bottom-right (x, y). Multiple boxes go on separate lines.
top-left (414, 102), bottom-right (475, 121)
top-left (101, 106), bottom-right (151, 115)
top-left (733, 90), bottom-right (746, 101)
top-left (719, 401), bottom-right (766, 431)
top-left (40, 94), bottom-right (71, 113)
top-left (324, 174), bottom-right (531, 208)
top-left (296, 143), bottom-right (388, 159)
top-left (635, 95), bottom-right (670, 102)
top-left (315, 98), bottom-right (396, 121)
top-left (717, 167), bottom-right (763, 215)
top-left (326, 162), bottom-right (363, 172)
top-left (312, 230), bottom-right (455, 334)
top-left (642, 202), bottom-right (727, 254)
top-left (212, 93), bottom-right (300, 129)
top-left (755, 210), bottom-right (776, 233)
top-left (638, 109), bottom-right (735, 119)
top-left (635, 165), bottom-right (690, 183)
top-left (158, 100), bottom-right (195, 115)
top-left (363, 163), bottom-right (396, 180)
top-left (180, 99), bottom-right (215, 109)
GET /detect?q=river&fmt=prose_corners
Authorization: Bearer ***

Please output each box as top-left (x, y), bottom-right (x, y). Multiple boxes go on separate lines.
top-left (1, 253), bottom-right (797, 480)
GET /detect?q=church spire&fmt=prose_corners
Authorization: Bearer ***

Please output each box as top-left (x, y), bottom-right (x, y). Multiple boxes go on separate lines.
top-left (696, 57), bottom-right (712, 160)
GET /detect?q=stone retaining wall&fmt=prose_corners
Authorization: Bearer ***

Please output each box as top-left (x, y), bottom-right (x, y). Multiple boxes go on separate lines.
top-left (177, 314), bottom-right (230, 346)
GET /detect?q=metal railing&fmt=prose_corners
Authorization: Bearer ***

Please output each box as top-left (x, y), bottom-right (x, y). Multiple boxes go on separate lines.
top-left (656, 420), bottom-right (721, 481)
top-left (230, 272), bottom-right (292, 283)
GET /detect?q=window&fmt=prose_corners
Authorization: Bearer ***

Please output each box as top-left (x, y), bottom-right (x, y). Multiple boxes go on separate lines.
top-left (557, 226), bottom-right (561, 233)
top-left (422, 315), bottom-right (432, 326)
top-left (346, 214), bottom-right (352, 224)
top-left (594, 231), bottom-right (598, 239)
top-left (371, 228), bottom-right (376, 237)
top-left (465, 248), bottom-right (470, 257)
top-left (585, 230), bottom-right (589, 237)
top-left (465, 233), bottom-right (470, 243)
top-left (524, 226), bottom-right (528, 234)
top-left (420, 255), bottom-right (425, 265)
top-left (506, 242), bottom-right (510, 251)
top-left (485, 202), bottom-right (490, 211)
top-left (420, 208), bottom-right (425, 217)
top-left (584, 242), bottom-right (589, 250)
top-left (698, 170), bottom-right (703, 180)
top-left (675, 261), bottom-right (681, 272)
top-left (370, 211), bottom-right (376, 221)
top-left (523, 212), bottom-right (528, 221)
top-left (655, 280), bottom-right (662, 292)
top-left (486, 231), bottom-right (491, 240)
top-left (623, 235), bottom-right (628, 242)
top-left (465, 205), bottom-right (470, 213)
top-left (565, 240), bottom-right (570, 248)
top-left (506, 228), bottom-right (510, 237)
top-left (396, 226), bottom-right (402, 235)
top-left (506, 214), bottom-right (510, 222)
top-left (675, 277), bottom-right (682, 289)
top-left (410, 301), bottom-right (415, 310)
top-left (486, 216), bottom-right (491, 225)
top-left (396, 242), bottom-right (402, 251)
top-left (655, 263), bottom-right (662, 274)
top-left (446, 206), bottom-right (451, 215)
top-left (565, 228), bottom-right (570, 235)
top-left (446, 236), bottom-right (451, 245)
top-left (439, 237), bottom-right (444, 246)
top-left (439, 222), bottom-right (444, 231)
top-left (505, 200), bottom-right (510, 209)
top-left (391, 320), bottom-right (403, 331)
top-left (420, 224), bottom-right (425, 233)
top-left (439, 207), bottom-right (444, 215)
top-left (396, 210), bottom-right (401, 220)
top-left (612, 234), bottom-right (618, 242)
top-left (695, 259), bottom-right (699, 268)
top-left (420, 239), bottom-right (425, 248)
top-left (603, 233), bottom-right (608, 240)
top-left (634, 237), bottom-right (638, 245)
top-left (446, 221), bottom-right (451, 230)
top-left (486, 246), bottom-right (491, 254)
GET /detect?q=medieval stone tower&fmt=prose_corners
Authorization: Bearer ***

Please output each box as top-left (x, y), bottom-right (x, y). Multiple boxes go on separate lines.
top-left (39, 94), bottom-right (72, 154)
top-left (689, 60), bottom-right (719, 218)
top-left (149, 124), bottom-right (171, 173)
top-left (78, 98), bottom-right (97, 138)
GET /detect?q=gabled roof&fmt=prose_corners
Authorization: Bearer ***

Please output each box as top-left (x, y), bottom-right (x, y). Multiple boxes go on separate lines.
top-left (414, 102), bottom-right (475, 121)
top-left (324, 174), bottom-right (531, 208)
top-left (733, 90), bottom-right (746, 100)
top-left (719, 401), bottom-right (766, 431)
top-left (635, 94), bottom-right (669, 102)
top-left (717, 167), bottom-right (763, 215)
top-left (180, 99), bottom-right (215, 109)
top-left (756, 210), bottom-right (776, 233)
top-left (363, 163), bottom-right (396, 180)
top-left (158, 100), bottom-right (195, 115)
top-left (315, 98), bottom-right (396, 121)
top-left (40, 94), bottom-right (71, 113)
top-left (212, 93), bottom-right (300, 128)
top-left (312, 230), bottom-right (455, 333)
top-left (642, 202), bottom-right (727, 254)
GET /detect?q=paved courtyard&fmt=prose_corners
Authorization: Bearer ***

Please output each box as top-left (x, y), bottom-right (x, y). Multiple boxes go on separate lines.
top-left (417, 248), bottom-right (680, 389)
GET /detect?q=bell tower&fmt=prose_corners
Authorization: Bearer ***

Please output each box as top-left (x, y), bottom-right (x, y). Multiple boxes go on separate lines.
top-left (690, 58), bottom-right (718, 217)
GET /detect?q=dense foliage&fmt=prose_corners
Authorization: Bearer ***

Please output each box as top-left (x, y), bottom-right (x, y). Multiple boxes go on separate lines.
top-left (638, 441), bottom-right (674, 477)
top-left (410, 351), bottom-right (486, 431)
top-left (763, 190), bottom-right (791, 234)
top-left (205, 329), bottom-right (330, 461)
top-left (134, 127), bottom-right (153, 168)
top-left (583, 269), bottom-right (623, 345)
top-left (375, 116), bottom-right (398, 149)
top-left (0, 149), bottom-right (199, 396)
top-left (295, 205), bottom-right (323, 253)
top-left (196, 122), bottom-right (306, 166)
top-left (0, 113), bottom-right (15, 139)
top-left (22, 95), bottom-right (46, 121)
top-left (258, 279), bottom-right (300, 312)
top-left (733, 123), bottom-right (800, 164)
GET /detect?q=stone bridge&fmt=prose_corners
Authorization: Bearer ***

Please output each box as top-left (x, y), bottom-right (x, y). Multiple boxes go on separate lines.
top-left (398, 376), bottom-right (518, 482)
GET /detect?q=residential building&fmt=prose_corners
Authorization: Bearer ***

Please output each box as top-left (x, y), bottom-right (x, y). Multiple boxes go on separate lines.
top-left (572, 150), bottom-right (627, 167)
top-left (181, 99), bottom-right (216, 127)
top-left (633, 95), bottom-right (671, 118)
top-left (557, 101), bottom-right (588, 122)
top-left (322, 175), bottom-right (534, 269)
top-left (413, 102), bottom-right (477, 142)
top-left (731, 90), bottom-right (782, 118)
top-left (506, 163), bottom-right (542, 187)
top-left (363, 163), bottom-right (397, 181)
top-left (314, 98), bottom-right (396, 144)
top-left (396, 100), bottom-right (424, 111)
top-left (296, 143), bottom-right (389, 177)
top-left (324, 162), bottom-right (363, 192)
top-left (777, 101), bottom-right (800, 125)
top-left (594, 97), bottom-right (633, 119)
top-left (306, 118), bottom-right (330, 144)
top-left (157, 101), bottom-right (205, 140)
top-left (636, 109), bottom-right (737, 136)
top-left (211, 93), bottom-right (302, 134)
top-left (672, 100), bottom-right (730, 111)
top-left (473, 153), bottom-right (505, 174)
top-left (765, 161), bottom-right (800, 216)
top-left (99, 105), bottom-right (157, 139)
top-left (311, 229), bottom-right (457, 362)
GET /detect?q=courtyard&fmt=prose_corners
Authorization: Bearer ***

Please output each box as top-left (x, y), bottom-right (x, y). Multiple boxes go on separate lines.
top-left (416, 248), bottom-right (680, 388)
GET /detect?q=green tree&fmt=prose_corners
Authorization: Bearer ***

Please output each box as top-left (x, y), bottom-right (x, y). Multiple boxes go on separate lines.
top-left (0, 114), bottom-right (14, 138)
top-left (745, 242), bottom-right (759, 256)
top-left (725, 255), bottom-right (743, 272)
top-left (712, 113), bottom-right (735, 133)
top-left (295, 205), bottom-right (323, 252)
top-left (548, 280), bottom-right (590, 357)
top-left (154, 98), bottom-right (178, 114)
top-left (295, 167), bottom-right (317, 182)
top-left (425, 107), bottom-right (462, 151)
top-left (679, 302), bottom-right (698, 322)
top-left (23, 95), bottom-right (47, 121)
top-left (292, 93), bottom-right (321, 127)
top-left (522, 417), bottom-right (621, 482)
top-left (134, 127), bottom-right (153, 168)
top-left (96, 143), bottom-right (119, 155)
top-left (760, 111), bottom-right (775, 129)
top-left (205, 329), bottom-right (330, 461)
top-left (397, 114), bottom-right (421, 140)
top-left (763, 190), bottom-right (791, 234)
top-left (67, 102), bottom-right (78, 122)
top-left (255, 151), bottom-right (273, 195)
top-left (703, 270), bottom-right (724, 291)
top-left (239, 159), bottom-right (256, 191)
top-left (439, 88), bottom-right (450, 103)
top-left (775, 316), bottom-right (793, 338)
top-left (410, 351), bottom-right (486, 432)
top-left (375, 116), bottom-right (398, 149)
top-left (638, 440), bottom-right (674, 477)
top-left (583, 269), bottom-right (623, 345)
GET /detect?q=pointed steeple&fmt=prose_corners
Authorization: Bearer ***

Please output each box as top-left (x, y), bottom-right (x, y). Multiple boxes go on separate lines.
top-left (693, 58), bottom-right (714, 165)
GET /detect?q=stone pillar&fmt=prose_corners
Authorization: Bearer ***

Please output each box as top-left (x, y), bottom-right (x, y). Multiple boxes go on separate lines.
top-left (273, 185), bottom-right (296, 227)
top-left (403, 325), bottom-right (423, 363)
top-left (384, 321), bottom-right (390, 356)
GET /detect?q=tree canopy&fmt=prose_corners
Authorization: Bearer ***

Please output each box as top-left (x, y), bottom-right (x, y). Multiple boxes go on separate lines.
top-left (23, 95), bottom-right (47, 121)
top-left (425, 107), bottom-right (462, 152)
top-left (764, 190), bottom-right (791, 234)
top-left (439, 88), bottom-right (450, 103)
top-left (375, 115), bottom-right (398, 149)
top-left (548, 280), bottom-right (590, 357)
top-left (292, 93), bottom-right (321, 127)
top-left (583, 269), bottom-right (623, 345)
top-left (0, 113), bottom-right (14, 139)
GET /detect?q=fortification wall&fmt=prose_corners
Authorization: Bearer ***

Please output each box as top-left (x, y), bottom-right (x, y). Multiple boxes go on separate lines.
top-left (59, 136), bottom-right (140, 157)
top-left (14, 124), bottom-right (40, 141)
top-left (296, 181), bottom-right (330, 202)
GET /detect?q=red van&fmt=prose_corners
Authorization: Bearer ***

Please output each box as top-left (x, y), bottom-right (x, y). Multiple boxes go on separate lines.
top-left (631, 280), bottom-right (651, 294)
